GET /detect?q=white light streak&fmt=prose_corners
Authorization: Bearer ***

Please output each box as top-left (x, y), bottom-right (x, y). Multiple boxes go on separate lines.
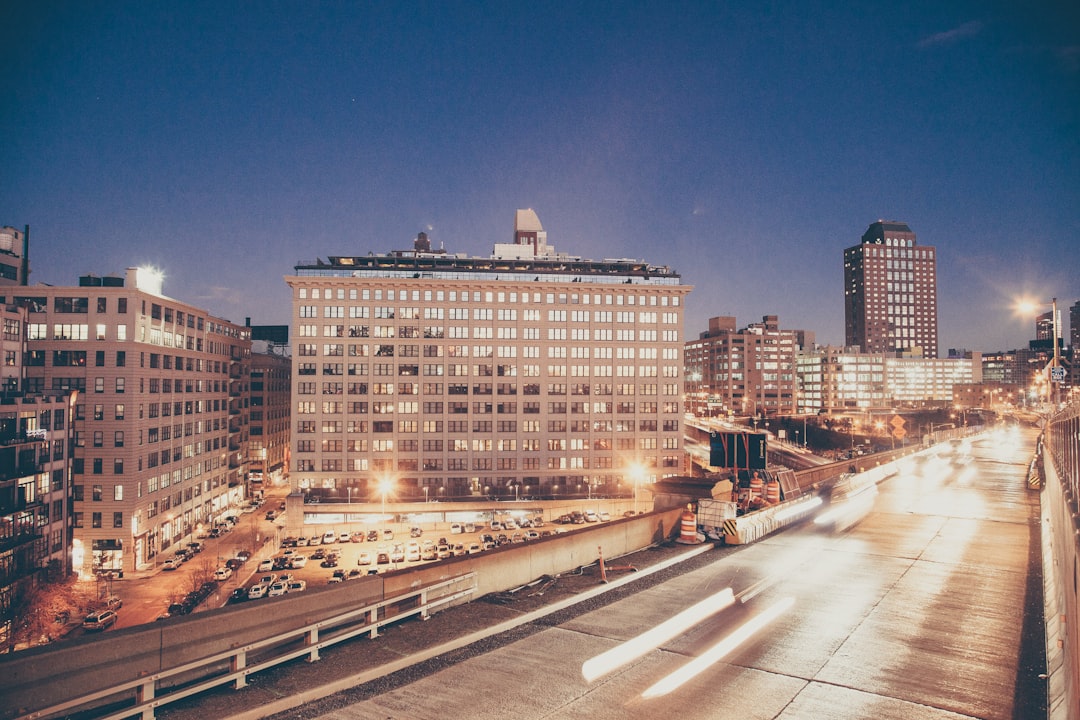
top-left (641, 596), bottom-right (796, 699)
top-left (581, 587), bottom-right (735, 683)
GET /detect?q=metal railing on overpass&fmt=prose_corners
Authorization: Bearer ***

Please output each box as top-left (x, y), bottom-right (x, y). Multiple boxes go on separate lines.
top-left (8, 573), bottom-right (476, 720)
top-left (1041, 401), bottom-right (1080, 720)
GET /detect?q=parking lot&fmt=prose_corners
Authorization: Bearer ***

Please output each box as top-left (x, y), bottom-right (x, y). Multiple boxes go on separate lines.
top-left (223, 507), bottom-right (625, 605)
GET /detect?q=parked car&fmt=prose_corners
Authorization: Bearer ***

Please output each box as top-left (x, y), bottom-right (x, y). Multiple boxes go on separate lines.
top-left (366, 529), bottom-right (379, 542)
top-left (101, 595), bottom-right (123, 611)
top-left (288, 555), bottom-right (308, 569)
top-left (450, 523), bottom-right (463, 534)
top-left (163, 557), bottom-right (181, 570)
top-left (598, 511), bottom-right (611, 521)
top-left (187, 542), bottom-right (203, 554)
top-left (390, 544), bottom-right (405, 563)
top-left (584, 510), bottom-right (599, 523)
top-left (257, 559), bottom-right (274, 573)
top-left (83, 610), bottom-right (118, 631)
top-left (502, 519), bottom-right (518, 530)
top-left (267, 582), bottom-right (288, 597)
top-left (382, 529), bottom-right (394, 541)
top-left (214, 567), bottom-right (233, 581)
top-left (296, 536), bottom-right (309, 547)
top-left (350, 531), bottom-right (365, 543)
top-left (436, 544), bottom-right (451, 559)
top-left (247, 584), bottom-right (268, 599)
top-left (338, 532), bottom-right (351, 543)
top-left (410, 525), bottom-right (423, 537)
top-left (358, 551), bottom-right (372, 565)
top-left (467, 542), bottom-right (482, 555)
top-left (287, 580), bottom-right (307, 593)
top-left (322, 531), bottom-right (336, 545)
top-left (320, 556), bottom-right (339, 568)
top-left (228, 588), bottom-right (248, 604)
top-left (329, 569), bottom-right (346, 583)
top-left (310, 548), bottom-right (327, 560)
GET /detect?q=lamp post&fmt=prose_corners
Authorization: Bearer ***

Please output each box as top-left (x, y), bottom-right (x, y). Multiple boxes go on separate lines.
top-left (1017, 296), bottom-right (1063, 410)
top-left (378, 475), bottom-right (394, 529)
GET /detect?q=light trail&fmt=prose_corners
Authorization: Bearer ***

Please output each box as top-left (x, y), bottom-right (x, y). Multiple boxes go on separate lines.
top-left (640, 595), bottom-right (796, 699)
top-left (581, 587), bottom-right (736, 683)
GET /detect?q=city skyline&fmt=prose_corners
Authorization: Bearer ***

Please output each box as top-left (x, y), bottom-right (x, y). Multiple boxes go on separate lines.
top-left (3, 2), bottom-right (1077, 353)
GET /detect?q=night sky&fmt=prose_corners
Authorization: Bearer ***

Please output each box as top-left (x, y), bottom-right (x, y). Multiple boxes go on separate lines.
top-left (3, 2), bottom-right (1077, 353)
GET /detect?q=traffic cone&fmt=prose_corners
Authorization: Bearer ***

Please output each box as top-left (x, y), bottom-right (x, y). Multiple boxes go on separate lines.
top-left (675, 504), bottom-right (702, 544)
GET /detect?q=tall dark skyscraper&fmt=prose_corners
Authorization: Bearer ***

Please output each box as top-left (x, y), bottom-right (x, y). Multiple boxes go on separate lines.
top-left (844, 220), bottom-right (939, 358)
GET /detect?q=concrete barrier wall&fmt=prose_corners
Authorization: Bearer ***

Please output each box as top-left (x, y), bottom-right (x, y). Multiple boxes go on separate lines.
top-left (0, 509), bottom-right (682, 719)
top-left (1043, 407), bottom-right (1080, 720)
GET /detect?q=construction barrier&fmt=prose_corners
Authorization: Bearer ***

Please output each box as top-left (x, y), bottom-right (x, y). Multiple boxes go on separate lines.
top-left (723, 495), bottom-right (822, 545)
top-left (765, 479), bottom-right (781, 504)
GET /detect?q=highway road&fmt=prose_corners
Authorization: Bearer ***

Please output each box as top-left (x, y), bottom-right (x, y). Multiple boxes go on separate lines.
top-left (299, 425), bottom-right (1043, 720)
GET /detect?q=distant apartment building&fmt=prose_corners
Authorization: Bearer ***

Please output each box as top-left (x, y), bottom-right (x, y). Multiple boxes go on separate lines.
top-left (844, 221), bottom-right (939, 358)
top-left (247, 340), bottom-right (291, 494)
top-left (795, 346), bottom-right (975, 415)
top-left (0, 268), bottom-right (251, 576)
top-left (684, 315), bottom-right (810, 418)
top-left (285, 210), bottom-right (691, 502)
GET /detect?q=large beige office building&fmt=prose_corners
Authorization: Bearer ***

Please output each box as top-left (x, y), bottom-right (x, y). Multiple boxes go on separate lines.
top-left (286, 210), bottom-right (691, 503)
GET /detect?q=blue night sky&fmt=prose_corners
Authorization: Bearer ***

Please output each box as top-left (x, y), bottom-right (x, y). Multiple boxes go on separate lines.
top-left (3, 1), bottom-right (1078, 352)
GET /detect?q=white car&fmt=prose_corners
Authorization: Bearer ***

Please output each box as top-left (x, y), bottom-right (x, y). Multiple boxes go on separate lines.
top-left (288, 555), bottom-right (308, 569)
top-left (213, 567), bottom-right (233, 581)
top-left (358, 551), bottom-right (372, 565)
top-left (322, 531), bottom-right (336, 545)
top-left (247, 584), bottom-right (268, 599)
top-left (257, 559), bottom-right (274, 573)
top-left (450, 523), bottom-right (463, 534)
top-left (286, 580), bottom-right (307, 593)
top-left (267, 582), bottom-right (288, 597)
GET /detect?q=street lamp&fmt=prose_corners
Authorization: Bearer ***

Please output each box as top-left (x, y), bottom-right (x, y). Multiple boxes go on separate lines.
top-left (378, 475), bottom-right (394, 526)
top-left (1017, 296), bottom-right (1063, 409)
top-left (628, 462), bottom-right (646, 515)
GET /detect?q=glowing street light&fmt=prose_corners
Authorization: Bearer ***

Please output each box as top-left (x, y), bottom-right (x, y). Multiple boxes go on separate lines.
top-left (627, 462), bottom-right (647, 515)
top-left (378, 475), bottom-right (394, 524)
top-left (1016, 296), bottom-right (1063, 409)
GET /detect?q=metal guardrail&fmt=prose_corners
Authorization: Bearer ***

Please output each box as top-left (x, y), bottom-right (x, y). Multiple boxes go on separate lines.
top-left (15, 572), bottom-right (477, 720)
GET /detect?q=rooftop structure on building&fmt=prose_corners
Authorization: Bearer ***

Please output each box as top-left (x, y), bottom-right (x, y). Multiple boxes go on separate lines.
top-left (844, 220), bottom-right (939, 359)
top-left (287, 210), bottom-right (691, 504)
top-left (295, 209), bottom-right (679, 286)
top-left (0, 225), bottom-right (30, 286)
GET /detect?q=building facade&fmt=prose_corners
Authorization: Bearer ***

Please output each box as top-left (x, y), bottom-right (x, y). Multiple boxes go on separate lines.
top-left (795, 346), bottom-right (976, 415)
top-left (247, 340), bottom-right (291, 495)
top-left (844, 221), bottom-right (939, 358)
top-left (285, 211), bottom-right (691, 503)
top-left (1, 268), bottom-right (251, 576)
top-left (684, 315), bottom-right (807, 418)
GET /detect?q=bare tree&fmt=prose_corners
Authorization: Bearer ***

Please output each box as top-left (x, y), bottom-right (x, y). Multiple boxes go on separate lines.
top-left (3, 575), bottom-right (93, 653)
